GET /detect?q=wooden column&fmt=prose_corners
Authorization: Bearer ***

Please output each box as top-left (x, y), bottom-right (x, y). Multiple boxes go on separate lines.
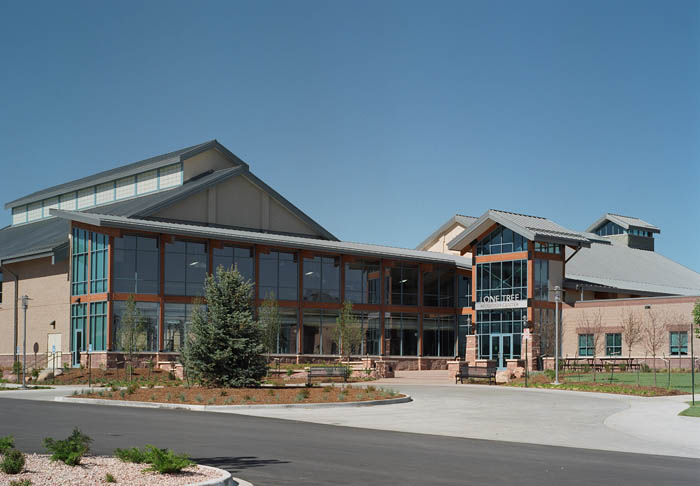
top-left (107, 236), bottom-right (114, 351)
top-left (379, 259), bottom-right (386, 356)
top-left (297, 253), bottom-right (303, 356)
top-left (159, 236), bottom-right (165, 352)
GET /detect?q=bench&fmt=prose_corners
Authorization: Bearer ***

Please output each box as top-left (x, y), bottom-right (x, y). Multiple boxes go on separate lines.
top-left (306, 366), bottom-right (350, 386)
top-left (455, 365), bottom-right (497, 385)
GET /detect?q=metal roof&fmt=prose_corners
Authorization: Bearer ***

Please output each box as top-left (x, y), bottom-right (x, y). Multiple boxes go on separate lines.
top-left (448, 209), bottom-right (591, 251)
top-left (0, 217), bottom-right (70, 264)
top-left (51, 210), bottom-right (472, 269)
top-left (4, 140), bottom-right (249, 210)
top-left (565, 240), bottom-right (700, 296)
top-left (415, 213), bottom-right (477, 250)
top-left (585, 213), bottom-right (660, 233)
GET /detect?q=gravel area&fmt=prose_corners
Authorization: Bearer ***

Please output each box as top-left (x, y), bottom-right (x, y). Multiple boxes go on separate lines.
top-left (0, 454), bottom-right (224, 486)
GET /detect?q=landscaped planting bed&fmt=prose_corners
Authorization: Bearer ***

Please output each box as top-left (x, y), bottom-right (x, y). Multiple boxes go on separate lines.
top-left (507, 378), bottom-right (686, 396)
top-left (74, 384), bottom-right (401, 405)
top-left (0, 454), bottom-right (221, 486)
top-left (46, 367), bottom-right (180, 386)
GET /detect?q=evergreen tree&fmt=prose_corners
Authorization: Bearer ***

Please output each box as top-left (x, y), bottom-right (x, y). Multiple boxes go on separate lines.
top-left (182, 266), bottom-right (267, 387)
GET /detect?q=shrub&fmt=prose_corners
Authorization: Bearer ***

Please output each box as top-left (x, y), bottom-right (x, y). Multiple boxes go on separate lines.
top-left (207, 397), bottom-right (216, 405)
top-left (338, 391), bottom-right (347, 401)
top-left (126, 383), bottom-right (138, 395)
top-left (179, 392), bottom-right (186, 402)
top-left (12, 361), bottom-right (22, 377)
top-left (166, 392), bottom-right (172, 401)
top-left (544, 369), bottom-right (555, 380)
top-left (641, 363), bottom-right (652, 373)
top-left (0, 435), bottom-right (15, 454)
top-left (286, 369), bottom-right (294, 377)
top-left (219, 390), bottom-right (228, 397)
top-left (10, 479), bottom-right (32, 486)
top-left (31, 368), bottom-right (40, 379)
top-left (115, 446), bottom-right (149, 464)
top-left (150, 393), bottom-right (157, 401)
top-left (1, 449), bottom-right (26, 474)
top-left (194, 393), bottom-right (203, 403)
top-left (142, 445), bottom-right (194, 474)
top-left (43, 427), bottom-right (92, 466)
top-left (105, 472), bottom-right (117, 483)
top-left (119, 390), bottom-right (126, 399)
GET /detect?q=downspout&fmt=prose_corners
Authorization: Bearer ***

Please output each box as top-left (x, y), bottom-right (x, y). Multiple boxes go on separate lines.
top-left (1, 264), bottom-right (19, 364)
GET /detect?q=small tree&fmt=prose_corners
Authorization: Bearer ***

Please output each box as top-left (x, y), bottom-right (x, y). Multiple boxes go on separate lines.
top-left (259, 293), bottom-right (282, 367)
top-left (118, 295), bottom-right (147, 382)
top-left (621, 309), bottom-right (643, 362)
top-left (693, 299), bottom-right (700, 339)
top-left (579, 309), bottom-right (604, 382)
top-left (182, 266), bottom-right (267, 388)
top-left (333, 301), bottom-right (364, 361)
top-left (643, 309), bottom-right (666, 386)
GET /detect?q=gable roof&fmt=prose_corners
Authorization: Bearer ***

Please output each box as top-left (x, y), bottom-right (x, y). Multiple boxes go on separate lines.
top-left (51, 210), bottom-right (472, 269)
top-left (448, 209), bottom-right (591, 251)
top-left (566, 240), bottom-right (700, 296)
top-left (415, 214), bottom-right (478, 250)
top-left (586, 213), bottom-right (660, 234)
top-left (4, 140), bottom-right (248, 210)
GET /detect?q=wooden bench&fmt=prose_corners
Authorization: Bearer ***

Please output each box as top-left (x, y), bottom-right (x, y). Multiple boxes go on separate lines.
top-left (306, 366), bottom-right (350, 386)
top-left (455, 365), bottom-right (497, 385)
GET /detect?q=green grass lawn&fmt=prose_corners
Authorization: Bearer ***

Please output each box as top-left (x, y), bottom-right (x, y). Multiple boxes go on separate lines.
top-left (679, 402), bottom-right (700, 417)
top-left (563, 371), bottom-right (696, 394)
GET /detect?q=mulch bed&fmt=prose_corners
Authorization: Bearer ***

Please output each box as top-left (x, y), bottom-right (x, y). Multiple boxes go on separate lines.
top-left (74, 384), bottom-right (401, 405)
top-left (507, 379), bottom-right (686, 396)
top-left (47, 368), bottom-right (179, 385)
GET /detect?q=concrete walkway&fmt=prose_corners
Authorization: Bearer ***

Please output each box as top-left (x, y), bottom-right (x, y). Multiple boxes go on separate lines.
top-left (2, 372), bottom-right (699, 458)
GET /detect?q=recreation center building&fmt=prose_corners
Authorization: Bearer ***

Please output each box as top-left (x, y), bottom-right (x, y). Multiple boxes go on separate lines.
top-left (0, 140), bottom-right (698, 372)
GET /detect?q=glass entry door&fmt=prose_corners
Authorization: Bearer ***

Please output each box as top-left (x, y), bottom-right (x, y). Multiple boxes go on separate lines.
top-left (490, 334), bottom-right (512, 369)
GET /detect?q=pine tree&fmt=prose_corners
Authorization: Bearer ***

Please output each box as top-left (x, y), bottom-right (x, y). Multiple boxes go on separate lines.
top-left (182, 266), bottom-right (267, 387)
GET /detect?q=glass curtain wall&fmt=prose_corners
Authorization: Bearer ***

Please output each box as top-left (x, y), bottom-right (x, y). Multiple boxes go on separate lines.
top-left (71, 228), bottom-right (89, 295)
top-left (212, 245), bottom-right (254, 283)
top-left (386, 264), bottom-right (419, 306)
top-left (112, 301), bottom-right (159, 352)
top-left (533, 259), bottom-right (549, 301)
top-left (90, 233), bottom-right (108, 293)
top-left (163, 303), bottom-right (205, 352)
top-left (458, 275), bottom-right (471, 308)
top-left (259, 251), bottom-right (298, 301)
top-left (457, 315), bottom-right (472, 359)
top-left (350, 311), bottom-right (381, 355)
top-left (165, 240), bottom-right (208, 296)
top-left (385, 312), bottom-right (418, 356)
top-left (423, 314), bottom-right (456, 357)
top-left (303, 255), bottom-right (340, 303)
top-left (345, 259), bottom-right (380, 304)
top-left (476, 309), bottom-right (525, 359)
top-left (89, 301), bottom-right (107, 351)
top-left (302, 309), bottom-right (339, 354)
top-left (476, 260), bottom-right (527, 302)
top-left (476, 227), bottom-right (527, 255)
top-left (113, 235), bottom-right (159, 294)
top-left (423, 267), bottom-right (455, 307)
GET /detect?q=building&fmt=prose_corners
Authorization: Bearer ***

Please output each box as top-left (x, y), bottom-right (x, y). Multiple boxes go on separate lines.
top-left (1, 140), bottom-right (698, 372)
top-left (421, 211), bottom-right (700, 370)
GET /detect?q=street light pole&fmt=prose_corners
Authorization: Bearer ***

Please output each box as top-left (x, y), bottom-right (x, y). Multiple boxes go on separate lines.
top-left (554, 286), bottom-right (561, 385)
top-left (21, 295), bottom-right (28, 389)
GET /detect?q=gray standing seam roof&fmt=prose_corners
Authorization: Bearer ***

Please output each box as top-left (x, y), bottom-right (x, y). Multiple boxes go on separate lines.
top-left (4, 139), bottom-right (249, 210)
top-left (0, 217), bottom-right (70, 264)
top-left (585, 213), bottom-right (660, 233)
top-left (51, 210), bottom-right (472, 269)
top-left (448, 209), bottom-right (591, 250)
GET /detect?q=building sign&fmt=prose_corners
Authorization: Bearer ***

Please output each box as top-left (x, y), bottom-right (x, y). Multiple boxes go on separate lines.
top-left (475, 294), bottom-right (527, 310)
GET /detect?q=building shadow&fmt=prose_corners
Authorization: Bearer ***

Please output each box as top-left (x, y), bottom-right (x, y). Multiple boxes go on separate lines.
top-left (193, 456), bottom-right (289, 473)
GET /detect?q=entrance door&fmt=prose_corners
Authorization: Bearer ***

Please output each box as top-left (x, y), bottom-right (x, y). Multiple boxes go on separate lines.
top-left (490, 334), bottom-right (513, 369)
top-left (73, 330), bottom-right (82, 367)
top-left (47, 334), bottom-right (61, 371)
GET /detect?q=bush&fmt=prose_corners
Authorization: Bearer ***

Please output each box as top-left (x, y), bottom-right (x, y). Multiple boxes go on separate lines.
top-left (43, 427), bottom-right (92, 466)
top-left (10, 479), bottom-right (32, 486)
top-left (115, 446), bottom-right (149, 464)
top-left (286, 369), bottom-right (294, 377)
top-left (641, 363), bottom-right (652, 373)
top-left (0, 435), bottom-right (15, 454)
top-left (31, 368), bottom-right (40, 379)
top-left (142, 445), bottom-right (194, 474)
top-left (1, 449), bottom-right (25, 474)
top-left (105, 472), bottom-right (116, 483)
top-left (544, 369), bottom-right (555, 380)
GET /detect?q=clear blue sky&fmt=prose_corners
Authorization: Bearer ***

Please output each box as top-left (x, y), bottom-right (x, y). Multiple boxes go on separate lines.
top-left (1, 1), bottom-right (698, 270)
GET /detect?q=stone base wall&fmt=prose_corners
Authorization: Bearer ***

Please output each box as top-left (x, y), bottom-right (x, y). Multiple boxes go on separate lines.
top-left (0, 353), bottom-right (70, 369)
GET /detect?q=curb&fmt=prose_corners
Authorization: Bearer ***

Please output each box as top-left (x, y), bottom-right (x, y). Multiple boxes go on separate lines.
top-left (54, 395), bottom-right (412, 411)
top-left (188, 465), bottom-right (253, 486)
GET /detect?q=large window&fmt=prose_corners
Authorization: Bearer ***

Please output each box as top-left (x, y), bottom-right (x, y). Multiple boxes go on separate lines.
top-left (605, 333), bottom-right (622, 356)
top-left (114, 235), bottom-right (160, 294)
top-left (112, 301), bottom-right (159, 352)
top-left (350, 311), bottom-right (381, 355)
top-left (386, 263), bottom-right (419, 306)
top-left (423, 314), bottom-right (456, 357)
top-left (457, 315), bottom-right (472, 359)
top-left (345, 259), bottom-right (380, 304)
top-left (212, 245), bottom-right (254, 283)
top-left (89, 301), bottom-right (107, 351)
top-left (458, 275), bottom-right (471, 308)
top-left (385, 312), bottom-right (418, 356)
top-left (302, 309), bottom-right (339, 354)
top-left (259, 251), bottom-right (298, 301)
top-left (476, 260), bottom-right (527, 303)
top-left (423, 267), bottom-right (455, 307)
top-left (533, 259), bottom-right (549, 301)
top-left (534, 242), bottom-right (561, 254)
top-left (670, 331), bottom-right (688, 356)
top-left (595, 221), bottom-right (624, 236)
top-left (303, 255), bottom-right (340, 303)
top-left (579, 334), bottom-right (594, 356)
top-left (163, 303), bottom-right (205, 353)
top-left (165, 240), bottom-right (208, 296)
top-left (71, 303), bottom-right (87, 359)
top-left (476, 226), bottom-right (527, 256)
top-left (90, 233), bottom-right (108, 293)
top-left (71, 228), bottom-right (89, 295)
top-left (476, 309), bottom-right (525, 359)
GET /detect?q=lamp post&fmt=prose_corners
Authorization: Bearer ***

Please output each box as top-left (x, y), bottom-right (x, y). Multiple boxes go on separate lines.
top-left (21, 295), bottom-right (28, 389)
top-left (554, 286), bottom-right (561, 385)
